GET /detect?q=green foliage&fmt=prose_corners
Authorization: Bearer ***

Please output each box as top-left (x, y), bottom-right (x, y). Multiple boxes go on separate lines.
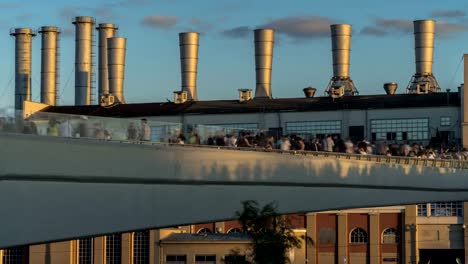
top-left (235, 200), bottom-right (303, 264)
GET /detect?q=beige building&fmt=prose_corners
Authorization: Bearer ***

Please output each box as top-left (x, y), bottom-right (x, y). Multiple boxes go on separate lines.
top-left (1, 203), bottom-right (466, 264)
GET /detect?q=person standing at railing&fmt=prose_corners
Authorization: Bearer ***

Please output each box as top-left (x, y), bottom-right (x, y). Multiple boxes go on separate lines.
top-left (127, 122), bottom-right (138, 141)
top-left (139, 118), bottom-right (151, 141)
top-left (59, 119), bottom-right (73, 138)
top-left (47, 118), bottom-right (59, 137)
top-left (326, 135), bottom-right (334, 152)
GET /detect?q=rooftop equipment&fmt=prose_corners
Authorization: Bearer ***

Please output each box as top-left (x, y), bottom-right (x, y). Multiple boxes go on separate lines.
top-left (107, 37), bottom-right (127, 104)
top-left (238, 89), bottom-right (253, 102)
top-left (173, 91), bottom-right (188, 104)
top-left (384, 82), bottom-right (398, 95)
top-left (10, 28), bottom-right (36, 110)
top-left (73, 16), bottom-right (95, 105)
top-left (254, 29), bottom-right (274, 99)
top-left (303, 87), bottom-right (317, 98)
top-left (96, 23), bottom-right (118, 100)
top-left (407, 20), bottom-right (441, 94)
top-left (179, 32), bottom-right (199, 101)
top-left (325, 24), bottom-right (358, 97)
top-left (38, 26), bottom-right (60, 106)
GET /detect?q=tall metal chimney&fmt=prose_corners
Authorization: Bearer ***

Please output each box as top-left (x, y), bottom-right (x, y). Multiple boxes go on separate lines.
top-left (179, 32), bottom-right (199, 101)
top-left (73, 16), bottom-right (95, 105)
top-left (107, 37), bottom-right (126, 104)
top-left (96, 23), bottom-right (118, 99)
top-left (254, 29), bottom-right (274, 99)
top-left (10, 28), bottom-right (36, 110)
top-left (38, 26), bottom-right (60, 106)
top-left (325, 24), bottom-right (358, 97)
top-left (407, 20), bottom-right (440, 94)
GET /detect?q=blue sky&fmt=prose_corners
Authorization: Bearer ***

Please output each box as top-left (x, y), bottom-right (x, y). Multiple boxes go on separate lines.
top-left (0, 0), bottom-right (467, 107)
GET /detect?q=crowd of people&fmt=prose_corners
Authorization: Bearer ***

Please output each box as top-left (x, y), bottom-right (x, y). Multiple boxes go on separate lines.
top-left (1, 114), bottom-right (467, 160)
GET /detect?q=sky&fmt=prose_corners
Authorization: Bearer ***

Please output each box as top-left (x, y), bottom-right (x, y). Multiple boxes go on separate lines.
top-left (0, 0), bottom-right (467, 108)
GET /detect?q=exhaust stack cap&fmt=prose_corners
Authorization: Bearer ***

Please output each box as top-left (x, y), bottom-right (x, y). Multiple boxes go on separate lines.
top-left (238, 89), bottom-right (253, 102)
top-left (254, 29), bottom-right (274, 99)
top-left (303, 87), bottom-right (317, 98)
top-left (384, 82), bottom-right (398, 95)
top-left (173, 91), bottom-right (188, 104)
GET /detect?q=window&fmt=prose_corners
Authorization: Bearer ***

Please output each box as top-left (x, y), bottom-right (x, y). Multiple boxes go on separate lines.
top-left (318, 227), bottom-right (336, 244)
top-left (78, 238), bottom-right (93, 264)
top-left (133, 231), bottom-right (150, 264)
top-left (440, 117), bottom-right (451, 126)
top-left (105, 233), bottom-right (121, 264)
top-left (350, 228), bottom-right (368, 244)
top-left (430, 201), bottom-right (463, 217)
top-left (382, 228), bottom-right (399, 244)
top-left (197, 228), bottom-right (212, 234)
top-left (2, 247), bottom-right (27, 264)
top-left (227, 228), bottom-right (242, 234)
top-left (370, 118), bottom-right (429, 141)
top-left (166, 255), bottom-right (187, 264)
top-left (418, 204), bottom-right (428, 216)
top-left (286, 120), bottom-right (342, 140)
top-left (151, 123), bottom-right (182, 142)
top-left (224, 254), bottom-right (247, 263)
top-left (195, 255), bottom-right (216, 264)
top-left (204, 123), bottom-right (259, 134)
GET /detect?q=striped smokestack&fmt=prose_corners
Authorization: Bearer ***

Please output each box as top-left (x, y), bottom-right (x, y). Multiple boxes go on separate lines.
top-left (254, 29), bottom-right (274, 99)
top-left (107, 37), bottom-right (126, 104)
top-left (179, 32), bottom-right (199, 101)
top-left (73, 16), bottom-right (95, 105)
top-left (38, 26), bottom-right (60, 106)
top-left (10, 28), bottom-right (36, 110)
top-left (96, 23), bottom-right (118, 99)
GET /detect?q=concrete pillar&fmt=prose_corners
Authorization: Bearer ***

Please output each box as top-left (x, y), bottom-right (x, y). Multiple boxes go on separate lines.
top-left (369, 213), bottom-right (380, 264)
top-left (71, 240), bottom-right (78, 264)
top-left (337, 213), bottom-right (348, 264)
top-left (121, 232), bottom-right (132, 264)
top-left (93, 236), bottom-right (105, 264)
top-left (0, 249), bottom-right (3, 264)
top-left (464, 202), bottom-right (468, 264)
top-left (306, 213), bottom-right (317, 264)
top-left (404, 205), bottom-right (418, 264)
top-left (463, 54), bottom-right (468, 148)
top-left (215, 222), bottom-right (225, 233)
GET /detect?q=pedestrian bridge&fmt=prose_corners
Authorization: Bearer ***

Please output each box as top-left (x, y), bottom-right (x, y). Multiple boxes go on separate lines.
top-left (1, 133), bottom-right (468, 248)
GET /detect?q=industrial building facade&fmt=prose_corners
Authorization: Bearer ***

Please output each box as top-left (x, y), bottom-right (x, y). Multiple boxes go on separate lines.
top-left (1, 203), bottom-right (467, 264)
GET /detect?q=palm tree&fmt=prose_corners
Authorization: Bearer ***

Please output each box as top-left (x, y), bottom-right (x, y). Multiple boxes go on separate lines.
top-left (235, 200), bottom-right (304, 264)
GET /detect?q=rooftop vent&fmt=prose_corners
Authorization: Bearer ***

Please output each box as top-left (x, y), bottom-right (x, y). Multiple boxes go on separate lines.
top-left (238, 89), bottom-right (253, 102)
top-left (100, 94), bottom-right (115, 107)
top-left (173, 91), bottom-right (188, 104)
top-left (303, 87), bottom-right (317, 98)
top-left (384, 83), bottom-right (398, 95)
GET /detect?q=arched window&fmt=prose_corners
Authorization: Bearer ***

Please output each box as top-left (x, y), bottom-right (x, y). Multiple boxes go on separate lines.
top-left (350, 228), bottom-right (368, 244)
top-left (197, 228), bottom-right (212, 234)
top-left (318, 228), bottom-right (336, 244)
top-left (382, 228), bottom-right (399, 244)
top-left (227, 228), bottom-right (242, 234)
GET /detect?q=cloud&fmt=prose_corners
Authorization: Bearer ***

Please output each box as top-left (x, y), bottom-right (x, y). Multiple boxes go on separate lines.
top-left (221, 26), bottom-right (251, 38)
top-left (437, 21), bottom-right (468, 38)
top-left (375, 19), bottom-right (413, 33)
top-left (360, 26), bottom-right (387, 36)
top-left (0, 3), bottom-right (20, 9)
top-left (58, 6), bottom-right (115, 21)
top-left (60, 27), bottom-right (74, 38)
top-left (16, 13), bottom-right (35, 21)
top-left (431, 10), bottom-right (466, 18)
top-left (141, 15), bottom-right (178, 29)
top-left (260, 16), bottom-right (334, 39)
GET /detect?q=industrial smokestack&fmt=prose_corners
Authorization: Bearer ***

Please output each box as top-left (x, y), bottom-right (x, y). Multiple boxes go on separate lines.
top-left (325, 24), bottom-right (358, 97)
top-left (96, 23), bottom-right (118, 99)
top-left (254, 29), bottom-right (274, 99)
top-left (179, 32), bottom-right (199, 101)
top-left (407, 20), bottom-right (440, 93)
top-left (73, 16), bottom-right (95, 105)
top-left (10, 28), bottom-right (36, 110)
top-left (38, 26), bottom-right (60, 106)
top-left (107, 37), bottom-right (126, 104)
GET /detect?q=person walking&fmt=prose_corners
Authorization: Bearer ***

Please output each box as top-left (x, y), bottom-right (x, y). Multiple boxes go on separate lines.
top-left (139, 118), bottom-right (151, 141)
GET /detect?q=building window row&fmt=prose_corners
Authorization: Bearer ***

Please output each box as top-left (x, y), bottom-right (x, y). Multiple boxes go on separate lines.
top-left (286, 120), bottom-right (341, 140)
top-left (417, 202), bottom-right (463, 217)
top-left (167, 254), bottom-right (246, 264)
top-left (370, 118), bottom-right (429, 141)
top-left (133, 230), bottom-right (150, 264)
top-left (78, 238), bottom-right (93, 264)
top-left (105, 233), bottom-right (122, 264)
top-left (348, 228), bottom-right (399, 244)
top-left (2, 247), bottom-right (27, 264)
